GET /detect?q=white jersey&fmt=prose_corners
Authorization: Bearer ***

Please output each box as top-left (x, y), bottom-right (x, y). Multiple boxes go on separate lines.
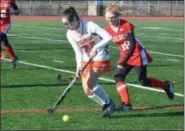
top-left (66, 20), bottom-right (112, 71)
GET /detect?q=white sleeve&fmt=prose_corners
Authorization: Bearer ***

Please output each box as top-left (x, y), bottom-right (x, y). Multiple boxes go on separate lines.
top-left (66, 31), bottom-right (83, 72)
top-left (88, 21), bottom-right (112, 52)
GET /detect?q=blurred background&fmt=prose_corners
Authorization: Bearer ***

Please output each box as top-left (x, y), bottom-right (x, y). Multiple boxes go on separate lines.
top-left (15, 0), bottom-right (184, 16)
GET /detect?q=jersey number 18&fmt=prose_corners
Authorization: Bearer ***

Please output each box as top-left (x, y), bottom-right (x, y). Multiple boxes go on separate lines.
top-left (121, 41), bottom-right (130, 51)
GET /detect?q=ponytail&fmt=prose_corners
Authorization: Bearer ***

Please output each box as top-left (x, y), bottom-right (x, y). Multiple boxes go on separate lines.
top-left (62, 6), bottom-right (80, 22)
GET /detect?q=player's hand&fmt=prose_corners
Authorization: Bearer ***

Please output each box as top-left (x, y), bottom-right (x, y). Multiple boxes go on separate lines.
top-left (118, 59), bottom-right (128, 67)
top-left (89, 50), bottom-right (97, 59)
top-left (75, 71), bottom-right (80, 78)
top-left (117, 64), bottom-right (124, 69)
top-left (15, 10), bottom-right (20, 15)
top-left (76, 68), bottom-right (83, 78)
top-left (117, 60), bottom-right (127, 68)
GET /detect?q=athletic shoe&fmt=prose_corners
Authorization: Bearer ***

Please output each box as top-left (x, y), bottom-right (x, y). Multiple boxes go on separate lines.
top-left (164, 80), bottom-right (175, 100)
top-left (101, 99), bottom-right (116, 118)
top-left (120, 102), bottom-right (132, 111)
top-left (12, 57), bottom-right (18, 69)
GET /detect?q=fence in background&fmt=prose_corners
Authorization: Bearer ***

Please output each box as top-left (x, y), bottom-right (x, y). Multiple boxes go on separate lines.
top-left (16, 0), bottom-right (184, 16)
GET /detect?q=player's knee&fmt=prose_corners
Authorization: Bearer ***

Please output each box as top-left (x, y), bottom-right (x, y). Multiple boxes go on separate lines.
top-left (1, 33), bottom-right (7, 40)
top-left (139, 79), bottom-right (150, 86)
top-left (1, 33), bottom-right (8, 44)
top-left (83, 86), bottom-right (92, 96)
top-left (114, 74), bottom-right (124, 83)
top-left (82, 81), bottom-right (92, 95)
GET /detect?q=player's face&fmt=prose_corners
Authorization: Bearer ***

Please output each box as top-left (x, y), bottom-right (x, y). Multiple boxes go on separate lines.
top-left (105, 12), bottom-right (119, 26)
top-left (61, 17), bottom-right (79, 30)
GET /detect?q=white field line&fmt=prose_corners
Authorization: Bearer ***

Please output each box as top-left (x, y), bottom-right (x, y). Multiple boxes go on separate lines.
top-left (141, 27), bottom-right (183, 32)
top-left (14, 24), bottom-right (184, 32)
top-left (109, 46), bottom-right (184, 58)
top-left (13, 26), bottom-right (183, 41)
top-left (154, 58), bottom-right (181, 62)
top-left (2, 58), bottom-right (184, 98)
top-left (18, 50), bottom-right (38, 53)
top-left (167, 59), bottom-right (180, 62)
top-left (8, 34), bottom-right (66, 43)
top-left (13, 25), bottom-right (64, 30)
top-left (8, 34), bottom-right (183, 58)
top-left (53, 60), bottom-right (64, 64)
top-left (13, 25), bottom-right (184, 41)
top-left (19, 50), bottom-right (69, 53)
top-left (17, 48), bottom-right (182, 62)
top-left (98, 77), bottom-right (184, 97)
top-left (137, 33), bottom-right (183, 41)
top-left (149, 51), bottom-right (183, 58)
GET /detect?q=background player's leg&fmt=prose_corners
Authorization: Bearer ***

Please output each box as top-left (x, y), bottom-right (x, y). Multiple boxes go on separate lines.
top-left (2, 23), bottom-right (18, 68)
top-left (114, 65), bottom-right (133, 111)
top-left (135, 65), bottom-right (168, 88)
top-left (135, 66), bottom-right (174, 100)
top-left (0, 45), bottom-right (3, 59)
top-left (1, 33), bottom-right (18, 68)
top-left (2, 33), bottom-right (16, 60)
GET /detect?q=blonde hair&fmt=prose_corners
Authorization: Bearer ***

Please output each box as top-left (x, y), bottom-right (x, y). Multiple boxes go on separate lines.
top-left (105, 3), bottom-right (122, 16)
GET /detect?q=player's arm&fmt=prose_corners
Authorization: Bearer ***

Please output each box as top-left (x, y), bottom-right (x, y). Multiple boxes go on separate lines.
top-left (119, 30), bottom-right (136, 66)
top-left (88, 21), bottom-right (112, 52)
top-left (66, 32), bottom-right (83, 77)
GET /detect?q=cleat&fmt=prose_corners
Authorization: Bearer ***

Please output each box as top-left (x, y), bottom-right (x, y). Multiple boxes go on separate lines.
top-left (120, 102), bottom-right (132, 111)
top-left (114, 107), bottom-right (121, 112)
top-left (101, 99), bottom-right (116, 118)
top-left (12, 57), bottom-right (18, 69)
top-left (164, 80), bottom-right (175, 100)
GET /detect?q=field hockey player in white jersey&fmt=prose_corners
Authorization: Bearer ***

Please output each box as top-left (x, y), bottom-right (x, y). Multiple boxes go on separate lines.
top-left (61, 6), bottom-right (116, 118)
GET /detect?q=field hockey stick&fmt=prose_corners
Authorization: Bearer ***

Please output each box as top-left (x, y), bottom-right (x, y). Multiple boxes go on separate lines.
top-left (111, 66), bottom-right (117, 70)
top-left (57, 74), bottom-right (74, 83)
top-left (47, 76), bottom-right (77, 114)
top-left (47, 58), bottom-right (93, 114)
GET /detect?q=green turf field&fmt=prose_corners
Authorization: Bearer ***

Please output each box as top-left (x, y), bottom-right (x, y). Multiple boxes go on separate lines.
top-left (1, 19), bottom-right (184, 130)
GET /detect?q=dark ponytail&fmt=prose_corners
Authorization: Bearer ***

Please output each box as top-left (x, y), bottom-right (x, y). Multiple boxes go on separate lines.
top-left (62, 6), bottom-right (80, 22)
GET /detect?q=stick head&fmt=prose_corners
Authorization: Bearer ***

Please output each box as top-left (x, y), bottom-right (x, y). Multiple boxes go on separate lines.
top-left (47, 108), bottom-right (55, 114)
top-left (57, 74), bottom-right (62, 81)
top-left (57, 74), bottom-right (75, 83)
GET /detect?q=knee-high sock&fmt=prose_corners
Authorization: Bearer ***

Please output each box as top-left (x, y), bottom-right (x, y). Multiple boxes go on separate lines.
top-left (4, 44), bottom-right (16, 60)
top-left (149, 78), bottom-right (168, 89)
top-left (88, 84), bottom-right (110, 106)
top-left (116, 81), bottom-right (130, 104)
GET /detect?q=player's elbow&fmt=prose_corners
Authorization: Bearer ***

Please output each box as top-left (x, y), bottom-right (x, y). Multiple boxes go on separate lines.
top-left (101, 35), bottom-right (112, 47)
top-left (105, 34), bottom-right (112, 43)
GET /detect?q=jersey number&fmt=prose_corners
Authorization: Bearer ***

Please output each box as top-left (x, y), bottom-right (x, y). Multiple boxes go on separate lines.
top-left (121, 41), bottom-right (130, 51)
